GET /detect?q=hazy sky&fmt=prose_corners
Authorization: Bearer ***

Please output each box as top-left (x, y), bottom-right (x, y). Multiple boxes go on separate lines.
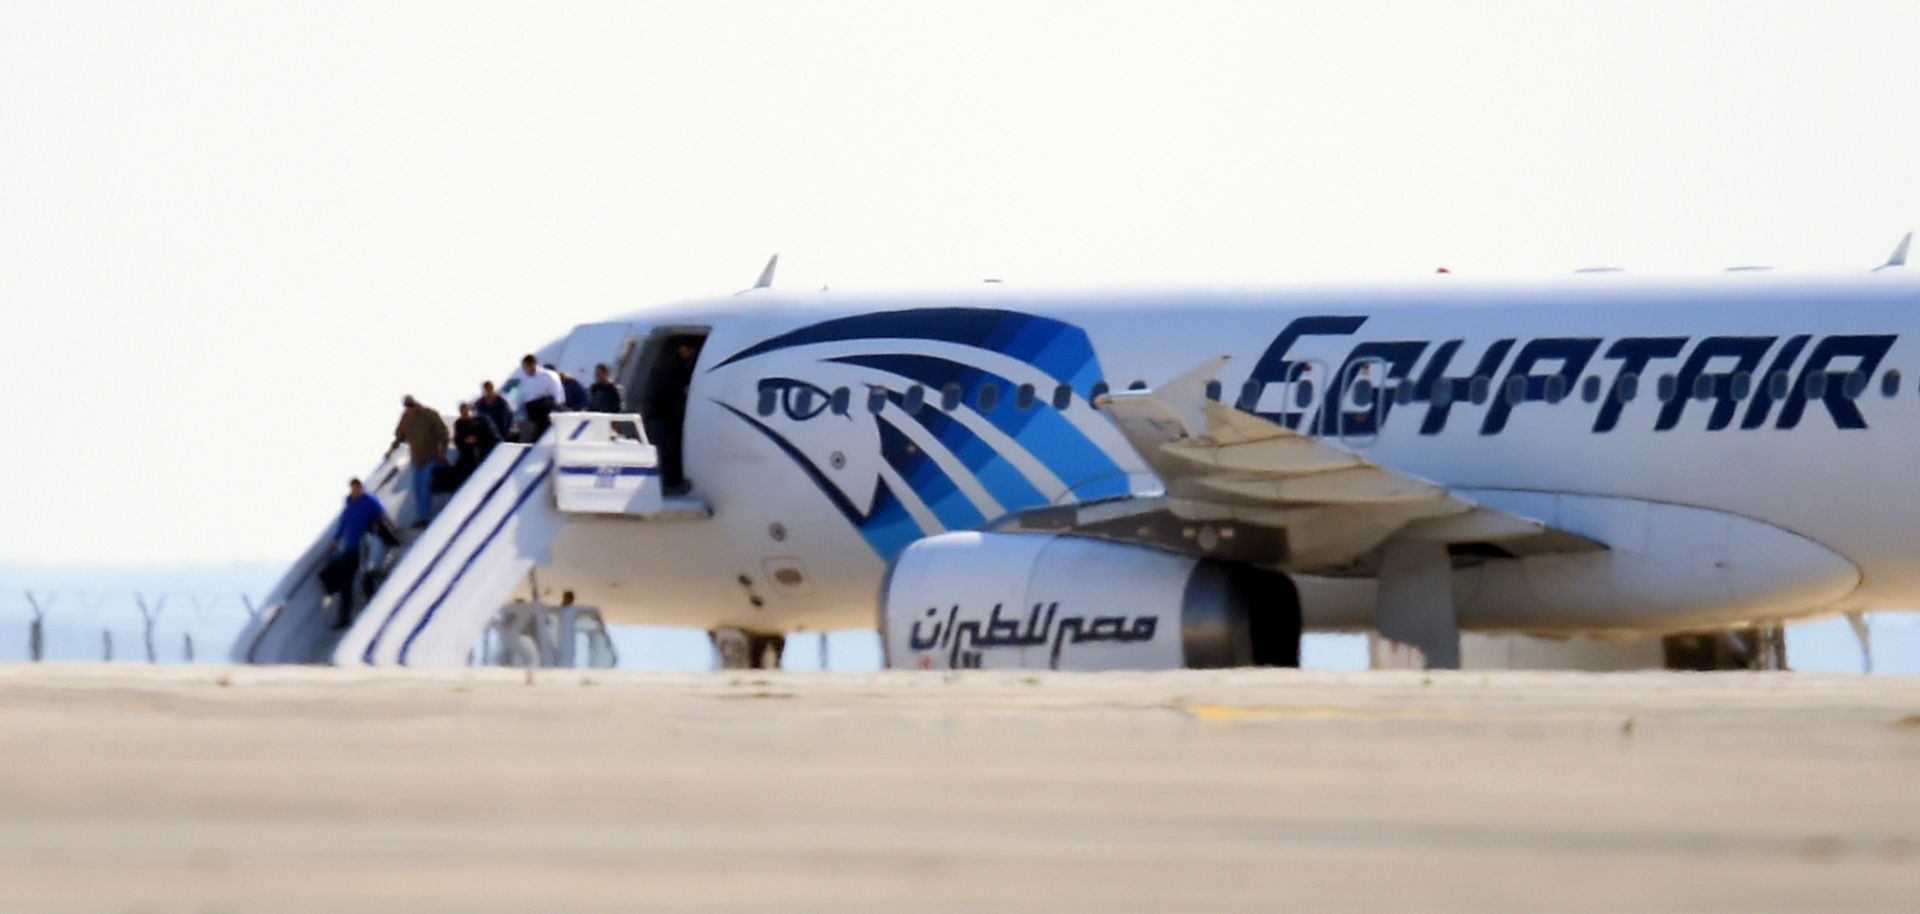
top-left (4, 1), bottom-right (1919, 563)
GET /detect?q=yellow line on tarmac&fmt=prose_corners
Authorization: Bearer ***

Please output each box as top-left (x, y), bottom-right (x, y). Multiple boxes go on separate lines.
top-left (1180, 704), bottom-right (1472, 722)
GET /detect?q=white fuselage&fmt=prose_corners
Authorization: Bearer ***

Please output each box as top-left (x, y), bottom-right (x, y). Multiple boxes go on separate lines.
top-left (527, 271), bottom-right (1920, 637)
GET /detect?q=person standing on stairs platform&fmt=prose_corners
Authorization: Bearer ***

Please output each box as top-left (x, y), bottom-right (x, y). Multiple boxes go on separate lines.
top-left (587, 363), bottom-right (623, 413)
top-left (392, 395), bottom-right (451, 528)
top-left (517, 355), bottom-right (565, 442)
top-left (327, 478), bottom-right (394, 628)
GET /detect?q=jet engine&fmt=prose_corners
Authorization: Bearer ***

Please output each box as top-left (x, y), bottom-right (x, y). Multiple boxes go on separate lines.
top-left (880, 532), bottom-right (1299, 670)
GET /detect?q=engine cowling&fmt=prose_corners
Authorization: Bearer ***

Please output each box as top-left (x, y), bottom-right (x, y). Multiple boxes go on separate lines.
top-left (880, 532), bottom-right (1299, 670)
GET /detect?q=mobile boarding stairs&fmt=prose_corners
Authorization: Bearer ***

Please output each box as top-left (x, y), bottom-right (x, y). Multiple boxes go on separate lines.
top-left (232, 413), bottom-right (705, 667)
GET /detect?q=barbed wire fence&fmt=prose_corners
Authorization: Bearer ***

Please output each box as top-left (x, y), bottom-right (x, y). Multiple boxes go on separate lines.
top-left (2, 589), bottom-right (264, 664)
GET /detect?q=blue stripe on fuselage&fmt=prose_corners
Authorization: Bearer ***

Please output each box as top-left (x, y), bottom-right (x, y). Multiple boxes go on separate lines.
top-left (832, 352), bottom-right (1127, 500)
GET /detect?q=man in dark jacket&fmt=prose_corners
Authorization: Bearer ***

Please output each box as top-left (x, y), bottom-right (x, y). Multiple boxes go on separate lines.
top-left (391, 395), bottom-right (451, 527)
top-left (646, 340), bottom-right (701, 492)
top-left (552, 364), bottom-right (589, 411)
top-left (453, 401), bottom-right (501, 484)
top-left (587, 363), bottom-right (623, 413)
top-left (476, 380), bottom-right (514, 442)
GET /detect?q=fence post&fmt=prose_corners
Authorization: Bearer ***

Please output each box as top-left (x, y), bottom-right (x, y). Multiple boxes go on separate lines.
top-left (101, 629), bottom-right (113, 662)
top-left (23, 591), bottom-right (52, 662)
top-left (134, 594), bottom-right (165, 664)
top-left (182, 632), bottom-right (195, 663)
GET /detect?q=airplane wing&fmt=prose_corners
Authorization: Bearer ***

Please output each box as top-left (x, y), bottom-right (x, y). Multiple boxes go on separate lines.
top-left (995, 356), bottom-right (1603, 574)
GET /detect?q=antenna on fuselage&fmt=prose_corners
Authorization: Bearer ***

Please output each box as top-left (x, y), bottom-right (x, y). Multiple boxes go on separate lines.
top-left (1873, 232), bottom-right (1911, 272)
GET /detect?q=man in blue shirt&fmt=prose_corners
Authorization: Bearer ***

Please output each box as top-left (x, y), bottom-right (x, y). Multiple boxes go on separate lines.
top-left (328, 478), bottom-right (391, 628)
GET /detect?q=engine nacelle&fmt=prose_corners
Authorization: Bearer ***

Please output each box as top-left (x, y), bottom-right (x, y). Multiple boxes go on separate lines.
top-left (880, 532), bottom-right (1299, 670)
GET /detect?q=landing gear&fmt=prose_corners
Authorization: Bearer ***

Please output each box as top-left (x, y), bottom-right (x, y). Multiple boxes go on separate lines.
top-left (1372, 538), bottom-right (1460, 669)
top-left (750, 634), bottom-right (786, 670)
top-left (1662, 626), bottom-right (1788, 671)
top-left (710, 628), bottom-right (786, 670)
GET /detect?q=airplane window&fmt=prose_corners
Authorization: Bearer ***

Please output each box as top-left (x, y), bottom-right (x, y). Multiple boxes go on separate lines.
top-left (1882, 369), bottom-right (1902, 398)
top-left (903, 385), bottom-right (926, 414)
top-left (1581, 376), bottom-right (1601, 403)
top-left (940, 384), bottom-right (961, 411)
top-left (1545, 375), bottom-right (1567, 404)
top-left (1052, 384), bottom-right (1073, 410)
top-left (867, 387), bottom-right (887, 414)
top-left (1656, 374), bottom-right (1677, 403)
top-left (1804, 372), bottom-right (1827, 399)
top-left (1240, 380), bottom-right (1261, 407)
top-left (1692, 374), bottom-right (1714, 401)
top-left (1767, 371), bottom-right (1791, 400)
top-left (1616, 373), bottom-right (1639, 402)
top-left (1351, 378), bottom-right (1375, 407)
top-left (1730, 372), bottom-right (1752, 400)
top-left (830, 387), bottom-right (851, 416)
top-left (1845, 371), bottom-right (1868, 399)
top-left (1091, 381), bottom-right (1110, 402)
top-left (1016, 383), bottom-right (1037, 410)
top-left (757, 386), bottom-right (778, 417)
top-left (1503, 376), bottom-right (1525, 406)
top-left (1204, 380), bottom-right (1222, 402)
top-left (1468, 376), bottom-right (1490, 405)
top-left (976, 382), bottom-right (1000, 412)
top-left (1395, 381), bottom-right (1415, 405)
top-left (1129, 380), bottom-right (1148, 391)
top-left (1432, 381), bottom-right (1454, 408)
top-left (1294, 381), bottom-right (1316, 409)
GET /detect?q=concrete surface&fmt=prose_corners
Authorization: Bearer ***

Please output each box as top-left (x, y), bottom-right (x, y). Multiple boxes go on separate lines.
top-left (0, 665), bottom-right (1916, 913)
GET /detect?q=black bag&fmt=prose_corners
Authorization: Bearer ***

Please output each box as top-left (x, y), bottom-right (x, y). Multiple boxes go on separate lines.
top-left (319, 551), bottom-right (357, 596)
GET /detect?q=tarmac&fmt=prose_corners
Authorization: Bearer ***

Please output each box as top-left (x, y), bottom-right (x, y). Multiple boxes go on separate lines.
top-left (0, 665), bottom-right (1916, 913)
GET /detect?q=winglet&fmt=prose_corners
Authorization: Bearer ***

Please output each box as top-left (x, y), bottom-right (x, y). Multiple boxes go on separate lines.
top-left (753, 254), bottom-right (779, 289)
top-left (1874, 233), bottom-right (1910, 272)
top-left (1104, 355), bottom-right (1229, 440)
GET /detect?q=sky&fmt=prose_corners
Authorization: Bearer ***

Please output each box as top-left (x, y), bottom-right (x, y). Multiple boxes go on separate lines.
top-left (3, 0), bottom-right (1919, 570)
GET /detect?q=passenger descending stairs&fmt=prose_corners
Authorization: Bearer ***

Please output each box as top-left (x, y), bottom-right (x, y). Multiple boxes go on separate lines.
top-left (233, 413), bottom-right (690, 667)
top-left (332, 435), bottom-right (564, 666)
top-left (233, 446), bottom-right (423, 665)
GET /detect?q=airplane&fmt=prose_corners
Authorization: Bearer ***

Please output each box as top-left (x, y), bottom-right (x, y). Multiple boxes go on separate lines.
top-left (233, 236), bottom-right (1917, 672)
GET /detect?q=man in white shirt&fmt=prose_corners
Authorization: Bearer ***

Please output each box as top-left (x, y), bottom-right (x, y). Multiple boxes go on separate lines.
top-left (517, 354), bottom-right (565, 441)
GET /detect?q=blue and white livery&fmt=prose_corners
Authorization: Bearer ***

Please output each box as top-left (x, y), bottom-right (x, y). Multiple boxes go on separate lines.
top-left (234, 245), bottom-right (1920, 671)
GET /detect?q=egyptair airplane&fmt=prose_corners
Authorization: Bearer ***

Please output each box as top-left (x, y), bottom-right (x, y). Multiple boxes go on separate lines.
top-left (234, 237), bottom-right (1917, 671)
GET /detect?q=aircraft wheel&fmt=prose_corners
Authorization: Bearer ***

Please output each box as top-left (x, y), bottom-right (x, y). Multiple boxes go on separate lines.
top-left (748, 634), bottom-right (786, 670)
